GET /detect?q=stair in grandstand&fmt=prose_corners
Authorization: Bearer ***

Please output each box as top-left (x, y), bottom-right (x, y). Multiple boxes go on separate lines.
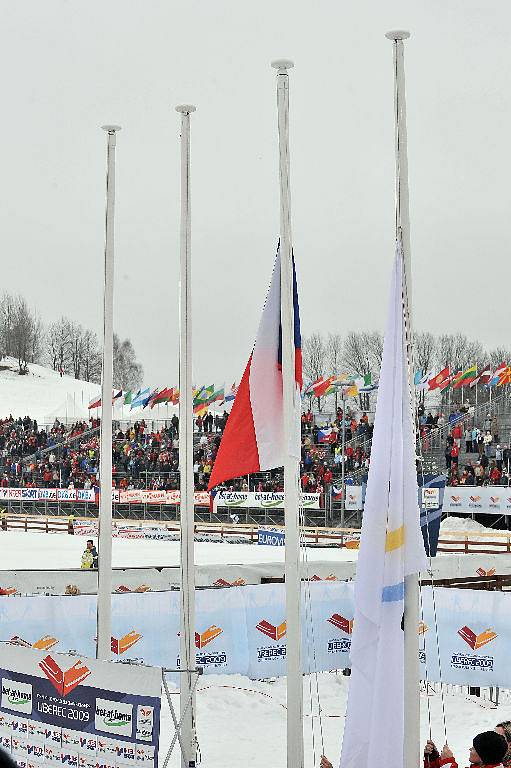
top-left (19, 423), bottom-right (100, 469)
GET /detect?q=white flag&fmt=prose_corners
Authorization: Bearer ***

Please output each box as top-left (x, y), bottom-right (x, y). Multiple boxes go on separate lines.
top-left (416, 370), bottom-right (433, 392)
top-left (339, 244), bottom-right (428, 768)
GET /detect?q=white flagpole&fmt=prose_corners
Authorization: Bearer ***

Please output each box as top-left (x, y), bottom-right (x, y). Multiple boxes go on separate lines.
top-left (96, 124), bottom-right (121, 660)
top-left (385, 30), bottom-right (420, 768)
top-left (271, 59), bottom-right (304, 768)
top-left (176, 103), bottom-right (197, 768)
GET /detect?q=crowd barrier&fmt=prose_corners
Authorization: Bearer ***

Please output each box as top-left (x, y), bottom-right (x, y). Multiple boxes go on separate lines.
top-left (213, 491), bottom-right (323, 510)
top-left (1, 582), bottom-right (509, 688)
top-left (0, 487), bottom-right (210, 506)
top-left (443, 486), bottom-right (511, 515)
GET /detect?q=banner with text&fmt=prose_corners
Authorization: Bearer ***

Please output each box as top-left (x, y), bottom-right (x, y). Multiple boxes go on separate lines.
top-left (2, 585), bottom-right (511, 687)
top-left (214, 491), bottom-right (321, 511)
top-left (442, 486), bottom-right (511, 515)
top-left (0, 644), bottom-right (161, 768)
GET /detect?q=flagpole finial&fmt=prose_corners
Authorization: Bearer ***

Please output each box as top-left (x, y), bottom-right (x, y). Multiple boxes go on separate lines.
top-left (271, 59), bottom-right (294, 73)
top-left (385, 30), bottom-right (410, 41)
top-left (175, 105), bottom-right (196, 114)
top-left (101, 125), bottom-right (122, 133)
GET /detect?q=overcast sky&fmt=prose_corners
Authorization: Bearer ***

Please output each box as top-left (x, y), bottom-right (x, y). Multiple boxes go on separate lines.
top-left (1, 1), bottom-right (509, 387)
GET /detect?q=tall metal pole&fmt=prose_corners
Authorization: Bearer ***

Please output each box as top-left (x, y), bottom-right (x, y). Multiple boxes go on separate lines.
top-left (271, 59), bottom-right (304, 768)
top-left (340, 390), bottom-right (346, 528)
top-left (385, 30), bottom-right (420, 768)
top-left (96, 124), bottom-right (121, 661)
top-left (176, 104), bottom-right (197, 768)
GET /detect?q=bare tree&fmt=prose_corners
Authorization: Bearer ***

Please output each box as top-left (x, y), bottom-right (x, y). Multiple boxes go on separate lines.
top-left (366, 331), bottom-right (384, 371)
top-left (415, 332), bottom-right (437, 376)
top-left (0, 293), bottom-right (16, 359)
top-left (81, 329), bottom-right (102, 383)
top-left (9, 296), bottom-right (43, 374)
top-left (437, 333), bottom-right (483, 373)
top-left (487, 348), bottom-right (511, 371)
top-left (342, 331), bottom-right (372, 377)
top-left (113, 334), bottom-right (143, 390)
top-left (302, 332), bottom-right (327, 411)
top-left (47, 317), bottom-right (72, 373)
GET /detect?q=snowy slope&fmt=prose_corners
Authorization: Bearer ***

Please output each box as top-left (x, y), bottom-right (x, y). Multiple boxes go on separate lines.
top-left (0, 356), bottom-right (100, 423)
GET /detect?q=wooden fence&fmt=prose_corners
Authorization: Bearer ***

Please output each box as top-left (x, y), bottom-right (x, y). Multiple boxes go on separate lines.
top-left (2, 512), bottom-right (511, 553)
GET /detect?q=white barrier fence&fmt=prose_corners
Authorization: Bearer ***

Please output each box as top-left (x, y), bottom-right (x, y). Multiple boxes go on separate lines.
top-left (443, 486), bottom-right (511, 515)
top-left (1, 583), bottom-right (510, 688)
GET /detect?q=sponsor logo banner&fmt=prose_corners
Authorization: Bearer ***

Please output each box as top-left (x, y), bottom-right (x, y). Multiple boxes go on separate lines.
top-left (443, 486), bottom-right (511, 514)
top-left (214, 491), bottom-right (321, 510)
top-left (3, 585), bottom-right (511, 688)
top-left (0, 646), bottom-right (161, 768)
top-left (257, 528), bottom-right (285, 546)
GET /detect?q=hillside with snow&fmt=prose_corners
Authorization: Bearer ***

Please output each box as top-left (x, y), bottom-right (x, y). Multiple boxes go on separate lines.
top-left (0, 356), bottom-right (100, 424)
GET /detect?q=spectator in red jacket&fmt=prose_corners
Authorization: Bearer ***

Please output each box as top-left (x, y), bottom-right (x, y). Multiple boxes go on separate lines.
top-left (424, 731), bottom-right (507, 768)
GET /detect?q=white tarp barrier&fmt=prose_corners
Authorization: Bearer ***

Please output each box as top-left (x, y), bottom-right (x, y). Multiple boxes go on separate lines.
top-left (443, 486), bottom-right (511, 515)
top-left (213, 491), bottom-right (321, 510)
top-left (0, 644), bottom-right (161, 766)
top-left (1, 584), bottom-right (511, 687)
top-left (2, 553), bottom-right (511, 595)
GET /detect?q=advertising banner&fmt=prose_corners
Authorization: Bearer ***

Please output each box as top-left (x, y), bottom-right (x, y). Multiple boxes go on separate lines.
top-left (419, 475), bottom-right (446, 557)
top-left (419, 586), bottom-right (511, 689)
top-left (2, 585), bottom-right (511, 687)
top-left (214, 491), bottom-right (321, 511)
top-left (0, 487), bottom-right (210, 506)
top-left (343, 486), bottom-right (363, 510)
top-left (0, 644), bottom-right (161, 768)
top-left (257, 528), bottom-right (285, 546)
top-left (442, 486), bottom-right (511, 515)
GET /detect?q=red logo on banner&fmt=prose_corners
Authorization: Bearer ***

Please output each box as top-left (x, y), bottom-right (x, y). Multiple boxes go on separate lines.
top-left (256, 620), bottom-right (287, 641)
top-left (39, 655), bottom-right (91, 696)
top-left (327, 614), bottom-right (354, 634)
top-left (457, 626), bottom-right (497, 651)
top-left (111, 630), bottom-right (142, 655)
top-left (195, 626), bottom-right (223, 649)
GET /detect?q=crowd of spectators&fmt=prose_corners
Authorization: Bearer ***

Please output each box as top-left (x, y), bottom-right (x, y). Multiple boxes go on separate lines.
top-left (439, 407), bottom-right (511, 486)
top-left (0, 406), bottom-right (374, 495)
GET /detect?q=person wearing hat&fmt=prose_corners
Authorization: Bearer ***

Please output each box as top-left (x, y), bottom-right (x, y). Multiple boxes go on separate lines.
top-left (424, 730), bottom-right (508, 767)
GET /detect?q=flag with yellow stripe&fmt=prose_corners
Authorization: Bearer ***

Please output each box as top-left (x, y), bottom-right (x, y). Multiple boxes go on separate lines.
top-left (340, 243), bottom-right (428, 768)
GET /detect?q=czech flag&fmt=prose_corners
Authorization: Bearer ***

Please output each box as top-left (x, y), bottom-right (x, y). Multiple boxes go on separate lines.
top-left (208, 247), bottom-right (302, 490)
top-left (318, 428), bottom-right (333, 443)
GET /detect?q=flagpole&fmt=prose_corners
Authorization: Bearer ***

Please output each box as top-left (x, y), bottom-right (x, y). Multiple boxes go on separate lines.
top-left (385, 30), bottom-right (421, 768)
top-left (176, 103), bottom-right (197, 768)
top-left (271, 58), bottom-right (304, 768)
top-left (96, 124), bottom-right (121, 660)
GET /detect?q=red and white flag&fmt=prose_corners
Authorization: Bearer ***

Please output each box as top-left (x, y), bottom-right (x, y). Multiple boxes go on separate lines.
top-left (208, 248), bottom-right (302, 489)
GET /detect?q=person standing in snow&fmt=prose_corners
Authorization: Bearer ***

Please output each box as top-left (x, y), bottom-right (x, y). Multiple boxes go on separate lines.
top-left (80, 539), bottom-right (98, 569)
top-left (424, 730), bottom-right (507, 768)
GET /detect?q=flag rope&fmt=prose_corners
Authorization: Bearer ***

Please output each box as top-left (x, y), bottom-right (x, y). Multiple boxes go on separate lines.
top-left (298, 472), bottom-right (325, 761)
top-left (416, 417), bottom-right (448, 747)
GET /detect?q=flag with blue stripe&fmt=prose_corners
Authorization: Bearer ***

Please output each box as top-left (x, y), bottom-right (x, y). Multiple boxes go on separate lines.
top-left (340, 243), bottom-right (428, 768)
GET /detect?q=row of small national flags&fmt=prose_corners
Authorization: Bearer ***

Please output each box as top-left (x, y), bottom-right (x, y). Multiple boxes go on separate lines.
top-left (88, 382), bottom-right (238, 412)
top-left (304, 362), bottom-right (511, 401)
top-left (414, 362), bottom-right (511, 391)
top-left (304, 373), bottom-right (376, 399)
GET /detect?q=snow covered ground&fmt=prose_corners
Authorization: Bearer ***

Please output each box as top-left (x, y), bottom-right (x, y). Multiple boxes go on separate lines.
top-left (0, 357), bottom-right (99, 422)
top-left (158, 673), bottom-right (509, 768)
top-left (0, 530), bottom-right (358, 570)
top-left (0, 356), bottom-right (179, 424)
top-left (2, 524), bottom-right (510, 766)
